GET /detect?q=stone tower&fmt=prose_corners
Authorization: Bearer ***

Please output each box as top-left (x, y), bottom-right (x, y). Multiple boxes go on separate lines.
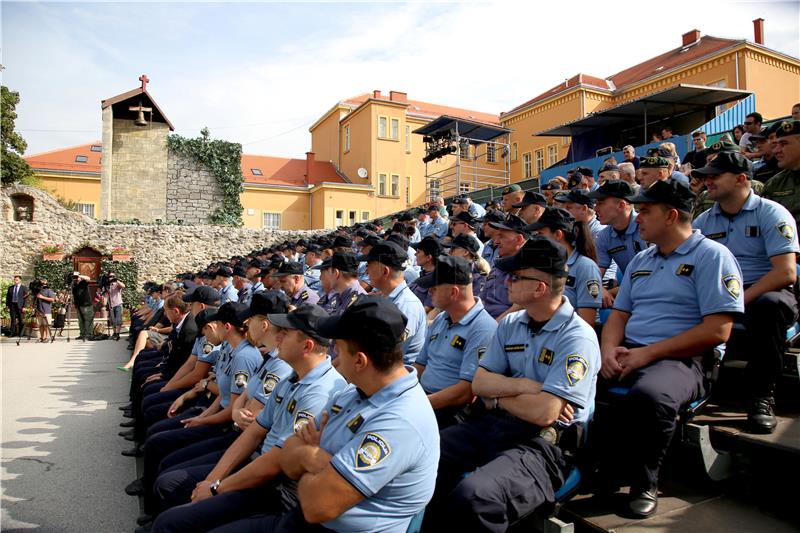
top-left (99, 75), bottom-right (174, 222)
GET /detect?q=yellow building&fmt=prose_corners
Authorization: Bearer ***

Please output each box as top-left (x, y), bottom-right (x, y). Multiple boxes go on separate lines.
top-left (501, 23), bottom-right (800, 182)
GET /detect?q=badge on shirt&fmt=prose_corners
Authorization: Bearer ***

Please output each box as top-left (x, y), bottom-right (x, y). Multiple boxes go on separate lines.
top-left (300, 291), bottom-right (309, 301)
top-left (287, 398), bottom-right (297, 414)
top-left (771, 190), bottom-right (793, 198)
top-left (565, 276), bottom-right (576, 287)
top-left (565, 355), bottom-right (588, 386)
top-left (331, 404), bottom-right (343, 414)
top-left (293, 411), bottom-right (314, 432)
top-left (348, 292), bottom-right (359, 307)
top-left (234, 372), bottom-right (249, 388)
top-left (745, 226), bottom-right (760, 237)
top-left (586, 280), bottom-right (600, 299)
top-left (676, 264), bottom-right (694, 276)
top-left (538, 348), bottom-right (554, 366)
top-left (631, 270), bottom-right (652, 279)
top-left (450, 335), bottom-right (466, 350)
top-left (347, 414), bottom-right (364, 433)
top-left (608, 245), bottom-right (626, 254)
top-left (722, 274), bottom-right (742, 299)
top-left (274, 394), bottom-right (283, 404)
top-left (777, 222), bottom-right (795, 241)
top-left (262, 373), bottom-right (280, 396)
top-left (355, 433), bottom-right (391, 469)
top-left (705, 231), bottom-right (726, 240)
top-left (504, 344), bottom-right (526, 352)
top-left (429, 333), bottom-right (439, 342)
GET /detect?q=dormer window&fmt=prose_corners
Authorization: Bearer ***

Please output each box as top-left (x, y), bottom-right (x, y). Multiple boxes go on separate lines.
top-left (90, 145), bottom-right (102, 152)
top-left (75, 155), bottom-right (88, 163)
top-left (251, 168), bottom-right (263, 176)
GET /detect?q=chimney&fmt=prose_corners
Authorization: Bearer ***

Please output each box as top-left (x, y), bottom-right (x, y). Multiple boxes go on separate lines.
top-left (372, 90), bottom-right (382, 99)
top-left (753, 18), bottom-right (765, 45)
top-left (305, 152), bottom-right (315, 183)
top-left (682, 29), bottom-right (700, 47)
top-left (389, 91), bottom-right (407, 103)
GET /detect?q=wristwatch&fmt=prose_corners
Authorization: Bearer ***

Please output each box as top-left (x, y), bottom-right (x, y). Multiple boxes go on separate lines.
top-left (209, 479), bottom-right (221, 496)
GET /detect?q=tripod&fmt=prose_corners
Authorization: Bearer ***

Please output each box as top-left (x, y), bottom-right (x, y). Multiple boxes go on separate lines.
top-left (52, 290), bottom-right (73, 343)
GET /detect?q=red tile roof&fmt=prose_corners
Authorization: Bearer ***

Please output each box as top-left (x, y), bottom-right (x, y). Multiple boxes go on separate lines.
top-left (504, 35), bottom-right (743, 116)
top-left (25, 143), bottom-right (345, 187)
top-left (342, 93), bottom-right (499, 124)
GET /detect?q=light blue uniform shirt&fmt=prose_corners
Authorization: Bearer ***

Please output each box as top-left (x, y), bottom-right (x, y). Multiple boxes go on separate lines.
top-left (417, 298), bottom-right (497, 393)
top-left (468, 202), bottom-right (487, 219)
top-left (251, 281), bottom-right (266, 295)
top-left (410, 227), bottom-right (422, 243)
top-left (220, 340), bottom-right (262, 408)
top-left (480, 266), bottom-right (512, 318)
top-left (587, 216), bottom-right (606, 241)
top-left (418, 220), bottom-right (432, 238)
top-left (192, 335), bottom-right (220, 366)
top-left (564, 250), bottom-right (602, 310)
top-left (214, 342), bottom-right (233, 405)
top-left (387, 282), bottom-right (427, 364)
top-left (479, 299), bottom-right (600, 427)
top-left (304, 267), bottom-right (321, 293)
top-left (481, 240), bottom-right (499, 268)
top-left (613, 230), bottom-right (745, 346)
top-left (402, 266), bottom-right (420, 285)
top-left (595, 211), bottom-right (649, 274)
top-left (429, 217), bottom-right (449, 240)
top-left (218, 282), bottom-right (239, 304)
top-left (320, 368), bottom-right (439, 533)
top-left (693, 192), bottom-right (799, 285)
top-left (256, 358), bottom-right (346, 454)
top-left (150, 298), bottom-right (164, 311)
top-left (246, 349), bottom-right (293, 407)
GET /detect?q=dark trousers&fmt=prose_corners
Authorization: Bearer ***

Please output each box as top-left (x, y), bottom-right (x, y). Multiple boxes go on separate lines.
top-left (76, 304), bottom-right (94, 338)
top-left (9, 302), bottom-right (24, 336)
top-left (741, 287), bottom-right (797, 397)
top-left (424, 413), bottom-right (568, 533)
top-left (600, 358), bottom-right (704, 491)
top-left (134, 385), bottom-right (185, 442)
top-left (209, 507), bottom-right (331, 533)
top-left (154, 452), bottom-right (223, 513)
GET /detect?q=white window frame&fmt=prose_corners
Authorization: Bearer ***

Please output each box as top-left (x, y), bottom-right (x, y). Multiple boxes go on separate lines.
top-left (535, 148), bottom-right (545, 175)
top-left (348, 210), bottom-right (357, 225)
top-left (512, 143), bottom-right (519, 161)
top-left (335, 209), bottom-right (344, 227)
top-left (344, 125), bottom-right (350, 152)
top-left (391, 174), bottom-right (399, 197)
top-left (390, 118), bottom-right (400, 140)
top-left (487, 143), bottom-right (496, 163)
top-left (428, 179), bottom-right (441, 201)
top-left (547, 144), bottom-right (558, 166)
top-left (522, 152), bottom-right (532, 179)
top-left (378, 116), bottom-right (388, 139)
top-left (262, 211), bottom-right (281, 229)
top-left (378, 174), bottom-right (387, 196)
top-left (361, 211), bottom-right (370, 222)
top-left (459, 182), bottom-right (471, 194)
top-left (76, 202), bottom-right (95, 218)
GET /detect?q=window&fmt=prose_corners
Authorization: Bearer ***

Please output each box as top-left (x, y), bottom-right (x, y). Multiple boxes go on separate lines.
top-left (429, 179), bottom-right (441, 201)
top-left (361, 211), bottom-right (370, 222)
top-left (562, 136), bottom-right (570, 146)
top-left (391, 174), bottom-right (399, 197)
top-left (335, 210), bottom-right (344, 227)
top-left (460, 142), bottom-right (470, 160)
top-left (535, 149), bottom-right (545, 175)
top-left (459, 182), bottom-right (471, 194)
top-left (379, 174), bottom-right (387, 196)
top-left (405, 126), bottom-right (411, 152)
top-left (262, 212), bottom-right (281, 229)
top-left (487, 143), bottom-right (496, 163)
top-left (76, 203), bottom-right (95, 218)
top-left (251, 168), bottom-right (263, 176)
top-left (75, 155), bottom-right (88, 163)
top-left (90, 145), bottom-right (102, 152)
top-left (547, 144), bottom-right (558, 166)
top-left (391, 118), bottom-right (399, 140)
top-left (348, 210), bottom-right (357, 225)
top-left (522, 152), bottom-right (532, 178)
top-left (344, 125), bottom-right (350, 152)
top-left (512, 143), bottom-right (518, 161)
top-left (378, 116), bottom-right (388, 138)
top-left (406, 176), bottom-right (411, 204)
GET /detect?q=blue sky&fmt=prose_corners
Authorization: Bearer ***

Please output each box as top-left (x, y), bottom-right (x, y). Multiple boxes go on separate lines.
top-left (3, 0), bottom-right (799, 158)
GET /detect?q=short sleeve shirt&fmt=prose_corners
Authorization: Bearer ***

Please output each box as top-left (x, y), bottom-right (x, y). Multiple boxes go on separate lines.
top-left (613, 230), bottom-right (745, 346)
top-left (320, 369), bottom-right (439, 533)
top-left (193, 335), bottom-right (220, 365)
top-left (219, 283), bottom-right (239, 304)
top-left (479, 299), bottom-right (600, 427)
top-left (246, 349), bottom-right (294, 406)
top-left (220, 340), bottom-right (262, 408)
top-left (417, 298), bottom-right (498, 393)
top-left (255, 359), bottom-right (346, 454)
top-left (564, 251), bottom-right (602, 310)
top-left (36, 288), bottom-right (56, 315)
top-left (595, 211), bottom-right (649, 273)
top-left (693, 192), bottom-right (799, 285)
top-left (385, 283), bottom-right (427, 364)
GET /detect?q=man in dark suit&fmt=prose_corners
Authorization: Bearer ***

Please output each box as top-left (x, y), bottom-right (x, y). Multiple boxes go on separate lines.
top-left (5, 276), bottom-right (29, 336)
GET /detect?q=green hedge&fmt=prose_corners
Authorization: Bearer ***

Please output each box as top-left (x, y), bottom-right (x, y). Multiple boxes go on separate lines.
top-left (32, 258), bottom-right (140, 310)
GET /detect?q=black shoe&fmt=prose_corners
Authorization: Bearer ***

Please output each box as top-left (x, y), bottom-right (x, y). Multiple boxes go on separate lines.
top-left (122, 410), bottom-right (134, 419)
top-left (748, 397), bottom-right (777, 434)
top-left (627, 487), bottom-right (658, 518)
top-left (136, 514), bottom-right (153, 526)
top-left (120, 419), bottom-right (136, 428)
top-left (121, 445), bottom-right (143, 458)
top-left (119, 403), bottom-right (133, 411)
top-left (125, 477), bottom-right (145, 496)
top-left (76, 336), bottom-right (85, 341)
top-left (119, 429), bottom-right (135, 438)
top-left (134, 525), bottom-right (152, 533)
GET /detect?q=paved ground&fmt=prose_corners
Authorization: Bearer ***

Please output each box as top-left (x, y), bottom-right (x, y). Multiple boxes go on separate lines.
top-left (1, 335), bottom-right (138, 532)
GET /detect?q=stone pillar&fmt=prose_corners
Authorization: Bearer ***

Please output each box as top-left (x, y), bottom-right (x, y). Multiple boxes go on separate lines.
top-left (99, 106), bottom-right (114, 220)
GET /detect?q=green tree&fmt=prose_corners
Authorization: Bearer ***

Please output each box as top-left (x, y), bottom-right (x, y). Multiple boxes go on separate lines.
top-left (1, 85), bottom-right (35, 185)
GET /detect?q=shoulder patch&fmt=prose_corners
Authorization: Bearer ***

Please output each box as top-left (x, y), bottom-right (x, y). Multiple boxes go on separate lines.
top-left (676, 264), bottom-right (694, 276)
top-left (348, 292), bottom-right (359, 306)
top-left (293, 410), bottom-right (314, 432)
top-left (722, 274), bottom-right (742, 299)
top-left (262, 373), bottom-right (280, 396)
top-left (586, 280), bottom-right (600, 299)
top-left (234, 372), bottom-right (248, 388)
top-left (631, 270), bottom-right (652, 279)
top-left (777, 221), bottom-right (795, 241)
top-left (565, 355), bottom-right (588, 387)
top-left (202, 342), bottom-right (214, 355)
top-left (355, 433), bottom-right (391, 469)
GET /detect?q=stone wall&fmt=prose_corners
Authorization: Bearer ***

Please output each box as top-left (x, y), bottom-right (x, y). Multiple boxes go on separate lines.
top-left (1, 185), bottom-right (323, 284)
top-left (165, 151), bottom-right (225, 224)
top-left (108, 119), bottom-right (170, 222)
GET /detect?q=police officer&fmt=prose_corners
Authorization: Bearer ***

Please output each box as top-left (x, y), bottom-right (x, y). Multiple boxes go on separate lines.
top-left (425, 236), bottom-right (600, 531)
top-left (232, 266), bottom-right (253, 306)
top-left (555, 189), bottom-right (606, 239)
top-left (354, 234), bottom-right (380, 292)
top-left (449, 211), bottom-right (484, 256)
top-left (445, 233), bottom-right (491, 296)
top-left (246, 261), bottom-right (266, 295)
top-left (150, 305), bottom-right (346, 532)
top-left (692, 152), bottom-right (799, 433)
top-left (427, 204), bottom-right (450, 241)
top-left (478, 210), bottom-right (505, 268)
top-left (302, 244), bottom-right (323, 293)
top-left (763, 120), bottom-right (800, 227)
top-left (482, 214), bottom-right (529, 318)
top-left (601, 180), bottom-right (744, 517)
top-left (413, 255), bottom-right (497, 428)
top-left (213, 295), bottom-right (439, 533)
top-left (274, 261), bottom-right (320, 306)
top-left (313, 252), bottom-right (366, 316)
top-left (409, 236), bottom-right (442, 310)
top-left (511, 190), bottom-right (547, 225)
top-left (215, 269), bottom-right (239, 304)
top-left (541, 181), bottom-right (563, 206)
top-left (359, 240), bottom-right (427, 364)
top-left (637, 155), bottom-right (672, 189)
top-left (500, 183), bottom-right (525, 215)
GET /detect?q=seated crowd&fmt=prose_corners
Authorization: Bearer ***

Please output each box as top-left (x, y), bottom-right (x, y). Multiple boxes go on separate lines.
top-left (118, 117), bottom-right (800, 532)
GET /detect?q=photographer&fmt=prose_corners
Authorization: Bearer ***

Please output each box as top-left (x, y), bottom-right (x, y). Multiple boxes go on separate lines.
top-left (71, 272), bottom-right (93, 341)
top-left (105, 272), bottom-right (126, 341)
top-left (34, 278), bottom-right (56, 343)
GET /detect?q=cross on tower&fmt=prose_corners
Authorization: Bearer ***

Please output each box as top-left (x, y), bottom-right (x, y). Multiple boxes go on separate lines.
top-left (139, 74), bottom-right (149, 91)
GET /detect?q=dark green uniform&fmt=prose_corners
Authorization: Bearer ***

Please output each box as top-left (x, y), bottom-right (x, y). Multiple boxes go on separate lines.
top-left (763, 168), bottom-right (800, 227)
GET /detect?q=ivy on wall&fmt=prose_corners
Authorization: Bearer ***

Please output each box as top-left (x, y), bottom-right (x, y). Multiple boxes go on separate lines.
top-left (32, 259), bottom-right (140, 310)
top-left (166, 127), bottom-right (244, 226)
